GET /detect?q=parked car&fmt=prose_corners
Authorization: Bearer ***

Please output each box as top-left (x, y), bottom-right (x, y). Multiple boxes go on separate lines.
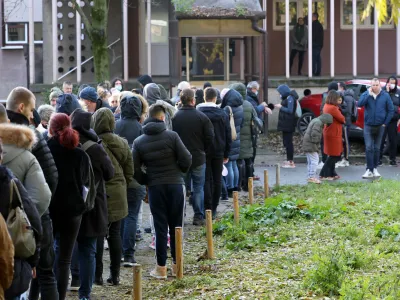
top-left (297, 79), bottom-right (399, 138)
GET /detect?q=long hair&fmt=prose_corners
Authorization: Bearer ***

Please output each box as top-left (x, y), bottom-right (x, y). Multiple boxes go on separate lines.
top-left (49, 113), bottom-right (79, 149)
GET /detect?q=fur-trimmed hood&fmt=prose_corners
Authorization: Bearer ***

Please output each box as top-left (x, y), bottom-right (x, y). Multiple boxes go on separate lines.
top-left (0, 123), bottom-right (36, 149)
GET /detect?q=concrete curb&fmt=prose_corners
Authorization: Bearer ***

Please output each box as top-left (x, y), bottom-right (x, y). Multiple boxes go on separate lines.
top-left (292, 155), bottom-right (388, 164)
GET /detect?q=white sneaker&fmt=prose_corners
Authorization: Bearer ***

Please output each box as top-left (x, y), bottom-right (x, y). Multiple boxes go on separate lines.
top-left (362, 170), bottom-right (374, 179)
top-left (342, 159), bottom-right (350, 167)
top-left (373, 168), bottom-right (381, 178)
top-left (104, 240), bottom-right (109, 250)
top-left (316, 162), bottom-right (324, 169)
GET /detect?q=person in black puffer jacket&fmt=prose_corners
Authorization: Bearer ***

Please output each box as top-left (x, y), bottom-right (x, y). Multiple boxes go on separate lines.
top-left (197, 88), bottom-right (232, 218)
top-left (70, 108), bottom-right (115, 298)
top-left (133, 104), bottom-right (192, 279)
top-left (220, 89), bottom-right (243, 196)
top-left (276, 84), bottom-right (297, 168)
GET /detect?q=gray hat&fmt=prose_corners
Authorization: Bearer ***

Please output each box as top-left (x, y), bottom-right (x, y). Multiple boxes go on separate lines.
top-left (79, 87), bottom-right (98, 102)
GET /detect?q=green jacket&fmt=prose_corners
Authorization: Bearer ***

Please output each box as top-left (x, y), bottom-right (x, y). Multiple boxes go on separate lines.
top-left (302, 114), bottom-right (333, 153)
top-left (92, 108), bottom-right (134, 222)
top-left (239, 100), bottom-right (255, 159)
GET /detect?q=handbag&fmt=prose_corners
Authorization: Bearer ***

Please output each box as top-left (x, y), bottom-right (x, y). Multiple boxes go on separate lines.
top-left (227, 106), bottom-right (237, 141)
top-left (6, 179), bottom-right (36, 259)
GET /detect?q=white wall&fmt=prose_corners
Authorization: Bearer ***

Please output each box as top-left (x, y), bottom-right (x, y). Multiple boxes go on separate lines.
top-left (4, 0), bottom-right (43, 22)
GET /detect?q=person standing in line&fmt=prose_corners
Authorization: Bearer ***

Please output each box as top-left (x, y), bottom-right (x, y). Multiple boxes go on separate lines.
top-left (197, 87), bottom-right (232, 219)
top-left (133, 104), bottom-right (192, 279)
top-left (115, 92), bottom-right (148, 266)
top-left (379, 75), bottom-right (400, 166)
top-left (91, 108), bottom-right (134, 286)
top-left (302, 114), bottom-right (333, 184)
top-left (47, 113), bottom-right (90, 300)
top-left (290, 17), bottom-right (308, 76)
top-left (275, 84), bottom-right (297, 168)
top-left (172, 88), bottom-right (214, 226)
top-left (312, 13), bottom-right (324, 76)
top-left (69, 109), bottom-right (115, 298)
top-left (37, 105), bottom-right (55, 134)
top-left (358, 78), bottom-right (394, 178)
top-left (319, 91), bottom-right (345, 180)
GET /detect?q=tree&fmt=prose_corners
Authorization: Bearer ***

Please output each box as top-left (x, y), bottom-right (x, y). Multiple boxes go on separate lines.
top-left (72, 0), bottom-right (109, 82)
top-left (362, 0), bottom-right (400, 26)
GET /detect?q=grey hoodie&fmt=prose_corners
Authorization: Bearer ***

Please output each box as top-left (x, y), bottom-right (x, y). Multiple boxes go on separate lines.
top-left (302, 114), bottom-right (333, 153)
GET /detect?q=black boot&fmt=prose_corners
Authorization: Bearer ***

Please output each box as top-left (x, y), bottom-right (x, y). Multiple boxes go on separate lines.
top-left (237, 159), bottom-right (245, 192)
top-left (106, 275), bottom-right (120, 285)
top-left (227, 188), bottom-right (233, 198)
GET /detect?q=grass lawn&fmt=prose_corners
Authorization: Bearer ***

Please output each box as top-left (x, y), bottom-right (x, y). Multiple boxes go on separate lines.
top-left (143, 180), bottom-right (400, 299)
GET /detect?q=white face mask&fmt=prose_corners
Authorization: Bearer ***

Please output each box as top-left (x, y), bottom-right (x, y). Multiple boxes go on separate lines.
top-left (115, 85), bottom-right (122, 91)
top-left (255, 91), bottom-right (258, 96)
top-left (390, 84), bottom-right (396, 90)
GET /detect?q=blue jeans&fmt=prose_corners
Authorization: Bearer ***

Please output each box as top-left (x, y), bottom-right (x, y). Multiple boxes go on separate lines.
top-left (121, 186), bottom-right (146, 258)
top-left (364, 125), bottom-right (385, 171)
top-left (312, 45), bottom-right (322, 75)
top-left (185, 164), bottom-right (206, 219)
top-left (221, 176), bottom-right (228, 199)
top-left (225, 160), bottom-right (239, 190)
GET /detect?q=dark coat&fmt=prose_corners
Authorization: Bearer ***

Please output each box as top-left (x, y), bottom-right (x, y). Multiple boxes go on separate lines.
top-left (312, 20), bottom-right (324, 48)
top-left (0, 166), bottom-right (42, 299)
top-left (56, 93), bottom-right (81, 116)
top-left (385, 77), bottom-right (400, 123)
top-left (197, 103), bottom-right (232, 159)
top-left (277, 85), bottom-right (297, 132)
top-left (221, 89), bottom-right (244, 161)
top-left (95, 99), bottom-right (112, 112)
top-left (7, 110), bottom-right (58, 196)
top-left (302, 114), bottom-right (333, 153)
top-left (239, 100), bottom-right (256, 159)
top-left (246, 90), bottom-right (264, 117)
top-left (342, 89), bottom-right (356, 126)
top-left (133, 118), bottom-right (192, 186)
top-left (115, 95), bottom-right (143, 147)
top-left (323, 104), bottom-right (345, 156)
top-left (172, 106), bottom-right (214, 168)
top-left (358, 89), bottom-right (394, 126)
top-left (71, 109), bottom-right (115, 238)
top-left (47, 138), bottom-right (90, 219)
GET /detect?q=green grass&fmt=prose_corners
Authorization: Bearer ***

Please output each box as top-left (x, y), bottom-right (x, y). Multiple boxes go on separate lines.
top-left (142, 180), bottom-right (400, 299)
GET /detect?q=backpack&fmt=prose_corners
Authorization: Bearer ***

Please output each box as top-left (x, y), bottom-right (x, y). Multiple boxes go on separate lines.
top-left (226, 106), bottom-right (237, 141)
top-left (290, 90), bottom-right (302, 118)
top-left (81, 140), bottom-right (99, 212)
top-left (351, 100), bottom-right (358, 123)
top-left (7, 179), bottom-right (36, 259)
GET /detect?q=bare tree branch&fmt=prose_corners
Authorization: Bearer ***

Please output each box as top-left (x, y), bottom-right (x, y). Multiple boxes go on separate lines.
top-left (72, 0), bottom-right (93, 39)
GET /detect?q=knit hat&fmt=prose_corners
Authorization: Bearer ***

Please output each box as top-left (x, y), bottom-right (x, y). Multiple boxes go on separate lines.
top-left (56, 93), bottom-right (81, 116)
top-left (79, 87), bottom-right (98, 102)
top-left (138, 75), bottom-right (153, 87)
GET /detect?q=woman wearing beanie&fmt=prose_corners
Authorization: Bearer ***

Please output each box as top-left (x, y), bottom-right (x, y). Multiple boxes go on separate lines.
top-left (47, 113), bottom-right (90, 300)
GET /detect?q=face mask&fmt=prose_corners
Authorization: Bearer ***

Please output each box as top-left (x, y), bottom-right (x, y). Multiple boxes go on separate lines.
top-left (255, 91), bottom-right (258, 96)
top-left (115, 85), bottom-right (122, 91)
top-left (390, 84), bottom-right (396, 90)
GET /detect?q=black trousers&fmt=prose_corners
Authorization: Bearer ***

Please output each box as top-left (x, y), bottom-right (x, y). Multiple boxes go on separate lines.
top-left (290, 49), bottom-right (305, 74)
top-left (342, 126), bottom-right (350, 160)
top-left (380, 121), bottom-right (398, 162)
top-left (282, 131), bottom-right (294, 161)
top-left (148, 184), bottom-right (185, 266)
top-left (205, 157), bottom-right (223, 213)
top-left (321, 136), bottom-right (327, 163)
top-left (237, 158), bottom-right (254, 191)
top-left (319, 155), bottom-right (340, 178)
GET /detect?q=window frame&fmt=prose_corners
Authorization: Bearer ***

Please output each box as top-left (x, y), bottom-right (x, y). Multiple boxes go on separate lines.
top-left (4, 22), bottom-right (43, 46)
top-left (340, 0), bottom-right (394, 30)
top-left (272, 0), bottom-right (327, 31)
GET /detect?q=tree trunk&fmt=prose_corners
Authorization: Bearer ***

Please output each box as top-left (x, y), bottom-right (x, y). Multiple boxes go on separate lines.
top-left (90, 0), bottom-right (109, 82)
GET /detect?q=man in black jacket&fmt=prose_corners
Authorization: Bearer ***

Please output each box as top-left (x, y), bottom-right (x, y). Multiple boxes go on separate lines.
top-left (197, 88), bottom-right (231, 218)
top-left (6, 87), bottom-right (59, 300)
top-left (312, 13), bottom-right (324, 76)
top-left (133, 104), bottom-right (192, 279)
top-left (172, 89), bottom-right (214, 225)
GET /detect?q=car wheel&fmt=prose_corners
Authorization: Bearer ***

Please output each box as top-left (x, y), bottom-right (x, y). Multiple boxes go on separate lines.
top-left (297, 112), bottom-right (315, 136)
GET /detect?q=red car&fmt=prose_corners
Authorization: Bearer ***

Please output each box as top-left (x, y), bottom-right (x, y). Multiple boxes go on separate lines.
top-left (297, 79), bottom-right (398, 138)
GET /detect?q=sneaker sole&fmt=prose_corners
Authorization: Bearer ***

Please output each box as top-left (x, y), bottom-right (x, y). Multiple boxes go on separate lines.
top-left (150, 273), bottom-right (167, 279)
top-left (69, 286), bottom-right (79, 291)
top-left (123, 262), bottom-right (135, 267)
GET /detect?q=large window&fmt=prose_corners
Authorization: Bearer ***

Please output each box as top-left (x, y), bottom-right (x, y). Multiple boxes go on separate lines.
top-left (145, 1), bottom-right (169, 44)
top-left (4, 22), bottom-right (43, 45)
top-left (341, 0), bottom-right (394, 29)
top-left (273, 0), bottom-right (326, 30)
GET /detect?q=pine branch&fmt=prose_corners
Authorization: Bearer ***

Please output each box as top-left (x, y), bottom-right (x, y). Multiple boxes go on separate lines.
top-left (72, 0), bottom-right (93, 39)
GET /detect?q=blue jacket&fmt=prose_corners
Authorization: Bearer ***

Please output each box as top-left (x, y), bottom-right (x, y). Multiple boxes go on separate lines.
top-left (358, 90), bottom-right (394, 126)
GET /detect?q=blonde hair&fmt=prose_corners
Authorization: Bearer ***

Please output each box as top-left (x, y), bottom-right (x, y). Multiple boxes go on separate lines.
top-left (6, 87), bottom-right (35, 111)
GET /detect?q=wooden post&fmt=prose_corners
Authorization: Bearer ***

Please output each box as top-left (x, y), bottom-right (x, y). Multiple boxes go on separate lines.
top-left (205, 210), bottom-right (214, 259)
top-left (132, 264), bottom-right (142, 300)
top-left (175, 227), bottom-right (183, 279)
top-left (276, 163), bottom-right (281, 187)
top-left (248, 177), bottom-right (254, 205)
top-left (233, 191), bottom-right (239, 224)
top-left (264, 169), bottom-right (269, 198)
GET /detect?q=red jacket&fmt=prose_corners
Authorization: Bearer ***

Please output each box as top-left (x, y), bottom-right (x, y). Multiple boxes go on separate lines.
top-left (323, 104), bottom-right (345, 156)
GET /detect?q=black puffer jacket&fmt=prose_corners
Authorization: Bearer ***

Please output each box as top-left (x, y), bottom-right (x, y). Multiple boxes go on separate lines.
top-left (71, 109), bottom-right (115, 238)
top-left (277, 85), bottom-right (297, 132)
top-left (342, 89), bottom-right (356, 126)
top-left (386, 76), bottom-right (400, 123)
top-left (133, 118), bottom-right (192, 186)
top-left (221, 89), bottom-right (244, 161)
top-left (0, 166), bottom-right (42, 299)
top-left (197, 103), bottom-right (232, 159)
top-left (7, 110), bottom-right (58, 195)
top-left (172, 106), bottom-right (214, 168)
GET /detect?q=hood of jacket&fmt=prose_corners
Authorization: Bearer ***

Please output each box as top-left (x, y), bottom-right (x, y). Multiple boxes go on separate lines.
top-left (56, 93), bottom-right (81, 116)
top-left (290, 89), bottom-right (299, 100)
top-left (230, 83), bottom-right (247, 100)
top-left (71, 108), bottom-right (99, 142)
top-left (138, 74), bottom-right (153, 87)
top-left (343, 89), bottom-right (355, 97)
top-left (142, 117), bottom-right (166, 135)
top-left (91, 107), bottom-right (116, 135)
top-left (6, 110), bottom-right (29, 126)
top-left (221, 89), bottom-right (243, 108)
top-left (120, 95), bottom-right (142, 121)
top-left (328, 81), bottom-right (339, 91)
top-left (277, 85), bottom-right (291, 99)
top-left (318, 113), bottom-right (333, 124)
top-left (143, 83), bottom-right (161, 105)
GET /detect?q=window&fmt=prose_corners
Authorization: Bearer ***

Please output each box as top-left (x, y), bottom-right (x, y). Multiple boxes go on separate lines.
top-left (145, 1), bottom-right (169, 44)
top-left (273, 0), bottom-right (326, 30)
top-left (4, 22), bottom-right (43, 45)
top-left (341, 0), bottom-right (394, 29)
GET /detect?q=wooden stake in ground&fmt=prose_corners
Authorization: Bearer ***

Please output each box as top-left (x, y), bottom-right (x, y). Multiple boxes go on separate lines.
top-left (132, 264), bottom-right (142, 300)
top-left (276, 163), bottom-right (281, 187)
top-left (264, 169), bottom-right (269, 198)
top-left (233, 191), bottom-right (239, 224)
top-left (248, 177), bottom-right (254, 205)
top-left (205, 210), bottom-right (214, 259)
top-left (175, 227), bottom-right (183, 279)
